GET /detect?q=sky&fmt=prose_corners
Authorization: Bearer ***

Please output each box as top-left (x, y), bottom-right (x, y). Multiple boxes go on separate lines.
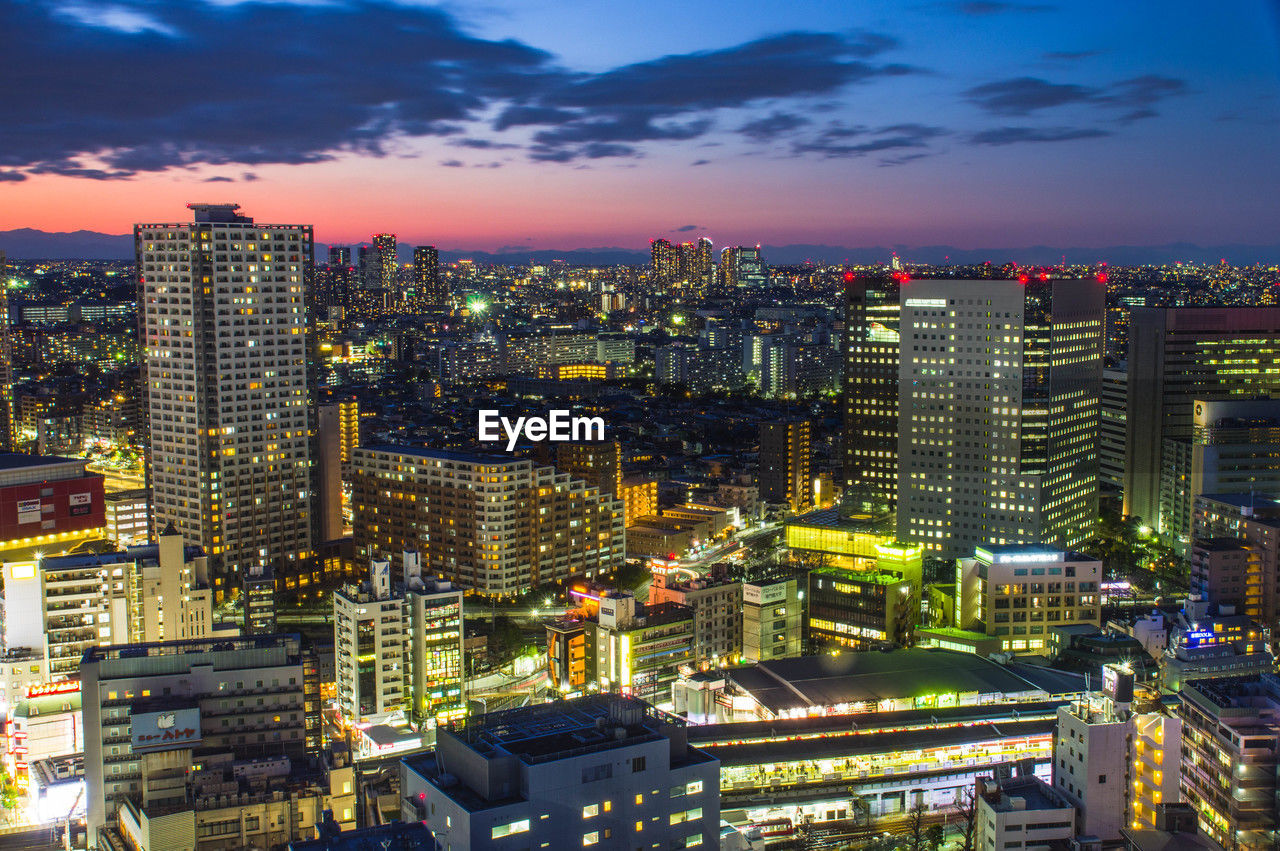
top-left (3, 0), bottom-right (1280, 251)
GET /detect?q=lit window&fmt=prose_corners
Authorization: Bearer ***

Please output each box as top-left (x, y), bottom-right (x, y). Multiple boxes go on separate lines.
top-left (491, 819), bottom-right (530, 839)
top-left (584, 831), bottom-right (599, 846)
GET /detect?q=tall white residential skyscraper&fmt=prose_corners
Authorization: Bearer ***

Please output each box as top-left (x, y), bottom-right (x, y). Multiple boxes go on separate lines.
top-left (896, 277), bottom-right (1103, 558)
top-left (136, 203), bottom-right (313, 599)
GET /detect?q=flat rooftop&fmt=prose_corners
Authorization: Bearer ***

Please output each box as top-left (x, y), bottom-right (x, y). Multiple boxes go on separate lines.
top-left (0, 452), bottom-right (84, 470)
top-left (441, 693), bottom-right (691, 765)
top-left (360, 444), bottom-right (526, 465)
top-left (725, 649), bottom-right (1087, 715)
top-left (985, 776), bottom-right (1069, 813)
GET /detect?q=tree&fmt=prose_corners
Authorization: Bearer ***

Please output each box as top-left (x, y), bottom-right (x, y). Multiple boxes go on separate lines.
top-left (925, 824), bottom-right (945, 851)
top-left (904, 803), bottom-right (927, 851)
top-left (953, 787), bottom-right (980, 851)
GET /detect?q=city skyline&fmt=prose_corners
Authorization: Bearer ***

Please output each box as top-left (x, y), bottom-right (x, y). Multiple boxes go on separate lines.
top-left (5, 0), bottom-right (1280, 250)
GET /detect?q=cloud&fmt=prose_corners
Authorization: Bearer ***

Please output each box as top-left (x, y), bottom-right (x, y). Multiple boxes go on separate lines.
top-left (965, 77), bottom-right (1098, 115)
top-left (2, 0), bottom-right (554, 178)
top-left (878, 152), bottom-right (929, 166)
top-left (451, 137), bottom-right (520, 150)
top-left (737, 112), bottom-right (810, 142)
top-left (0, 171), bottom-right (27, 182)
top-left (504, 30), bottom-right (916, 161)
top-left (202, 175), bottom-right (234, 182)
top-left (969, 126), bottom-right (1110, 145)
top-left (792, 123), bottom-right (945, 158)
top-left (440, 159), bottom-right (466, 167)
top-left (673, 225), bottom-right (702, 232)
top-left (241, 172), bottom-right (259, 181)
top-left (691, 159), bottom-right (710, 166)
top-left (965, 74), bottom-right (1187, 121)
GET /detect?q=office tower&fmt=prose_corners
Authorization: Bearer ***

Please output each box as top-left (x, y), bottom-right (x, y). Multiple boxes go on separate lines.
top-left (556, 440), bottom-right (622, 496)
top-left (136, 203), bottom-right (312, 599)
top-left (317, 246), bottom-right (354, 321)
top-left (413, 245), bottom-right (443, 307)
top-left (651, 238), bottom-right (678, 286)
top-left (758, 419), bottom-right (812, 513)
top-left (404, 572), bottom-right (465, 727)
top-left (328, 246), bottom-right (351, 266)
top-left (1, 529), bottom-right (211, 678)
top-left (897, 277), bottom-right (1104, 557)
top-left (741, 575), bottom-right (803, 662)
top-left (1124, 307), bottom-right (1280, 531)
top-left (82, 634), bottom-right (325, 843)
top-left (402, 695), bottom-right (720, 851)
top-left (1159, 397), bottom-right (1280, 550)
top-left (0, 251), bottom-right (13, 452)
top-left (365, 232), bottom-right (396, 291)
top-left (975, 775), bottom-right (1077, 851)
top-left (720, 245), bottom-right (766, 289)
top-left (842, 275), bottom-right (900, 514)
top-left (1179, 674), bottom-right (1280, 849)
top-left (352, 446), bottom-right (625, 596)
top-left (1099, 366), bottom-right (1128, 494)
top-left (956, 545), bottom-right (1102, 653)
top-left (759, 336), bottom-right (840, 398)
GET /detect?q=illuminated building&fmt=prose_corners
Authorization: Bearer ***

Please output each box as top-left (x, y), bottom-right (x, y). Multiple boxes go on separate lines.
top-left (243, 564), bottom-right (276, 635)
top-left (1160, 398), bottom-right (1280, 551)
top-left (1193, 493), bottom-right (1280, 623)
top-left (649, 569), bottom-right (742, 667)
top-left (0, 452), bottom-right (106, 561)
top-left (619, 475), bottom-right (658, 528)
top-left (842, 275), bottom-right (899, 514)
top-left (1100, 366), bottom-right (1128, 495)
top-left (956, 545), bottom-right (1102, 654)
top-left (719, 246), bottom-right (766, 289)
top-left (81, 634), bottom-right (330, 847)
top-left (651, 237), bottom-right (678, 287)
top-left (897, 277), bottom-right (1104, 557)
top-left (758, 337), bottom-right (840, 398)
top-left (588, 592), bottom-right (693, 703)
top-left (806, 543), bottom-right (923, 650)
top-left (742, 574), bottom-right (803, 662)
top-left (538, 362), bottom-right (617, 380)
top-left (783, 507), bottom-right (896, 568)
top-left (136, 203), bottom-right (313, 599)
top-left (315, 398), bottom-right (358, 543)
top-left (1125, 307), bottom-right (1280, 533)
top-left (975, 775), bottom-right (1076, 851)
top-left (1, 529), bottom-right (211, 679)
top-left (1178, 674), bottom-right (1280, 849)
top-left (1159, 608), bottom-right (1271, 692)
top-left (334, 558), bottom-right (408, 720)
top-left (546, 619), bottom-right (587, 693)
top-left (413, 244), bottom-right (443, 307)
top-left (0, 251), bottom-right (13, 452)
top-left (759, 419), bottom-right (811, 513)
top-left (5, 681), bottom-right (82, 787)
top-left (402, 695), bottom-right (720, 851)
top-left (352, 445), bottom-right (624, 596)
top-left (333, 553), bottom-right (465, 726)
top-left (556, 440), bottom-right (621, 496)
top-left (363, 232), bottom-right (397, 292)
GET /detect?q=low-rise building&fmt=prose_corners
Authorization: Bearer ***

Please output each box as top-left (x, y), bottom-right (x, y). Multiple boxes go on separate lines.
top-left (741, 573), bottom-right (803, 662)
top-left (402, 694), bottom-right (720, 851)
top-left (975, 774), bottom-right (1076, 851)
top-left (649, 569), bottom-right (742, 667)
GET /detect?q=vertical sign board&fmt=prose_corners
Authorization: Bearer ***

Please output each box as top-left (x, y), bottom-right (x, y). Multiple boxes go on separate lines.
top-left (131, 708), bottom-right (202, 753)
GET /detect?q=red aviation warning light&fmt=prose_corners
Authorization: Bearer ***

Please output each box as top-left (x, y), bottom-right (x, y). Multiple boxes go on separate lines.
top-left (1096, 271), bottom-right (1108, 284)
top-left (1018, 273), bottom-right (1030, 284)
top-left (843, 271), bottom-right (855, 283)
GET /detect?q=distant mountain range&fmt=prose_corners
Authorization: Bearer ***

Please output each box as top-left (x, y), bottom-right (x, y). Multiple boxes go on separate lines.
top-left (3, 228), bottom-right (1279, 266)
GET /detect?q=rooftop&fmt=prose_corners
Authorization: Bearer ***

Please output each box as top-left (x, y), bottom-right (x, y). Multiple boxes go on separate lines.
top-left (982, 775), bottom-right (1070, 813)
top-left (361, 444), bottom-right (527, 466)
top-left (441, 693), bottom-right (688, 765)
top-left (725, 649), bottom-right (1087, 714)
top-left (0, 452), bottom-right (84, 470)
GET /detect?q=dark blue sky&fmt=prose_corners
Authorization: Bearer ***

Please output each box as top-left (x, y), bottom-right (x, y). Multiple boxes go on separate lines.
top-left (5, 0), bottom-right (1280, 250)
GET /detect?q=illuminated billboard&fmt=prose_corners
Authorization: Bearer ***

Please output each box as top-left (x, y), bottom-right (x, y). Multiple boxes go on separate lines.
top-left (132, 708), bottom-right (201, 753)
